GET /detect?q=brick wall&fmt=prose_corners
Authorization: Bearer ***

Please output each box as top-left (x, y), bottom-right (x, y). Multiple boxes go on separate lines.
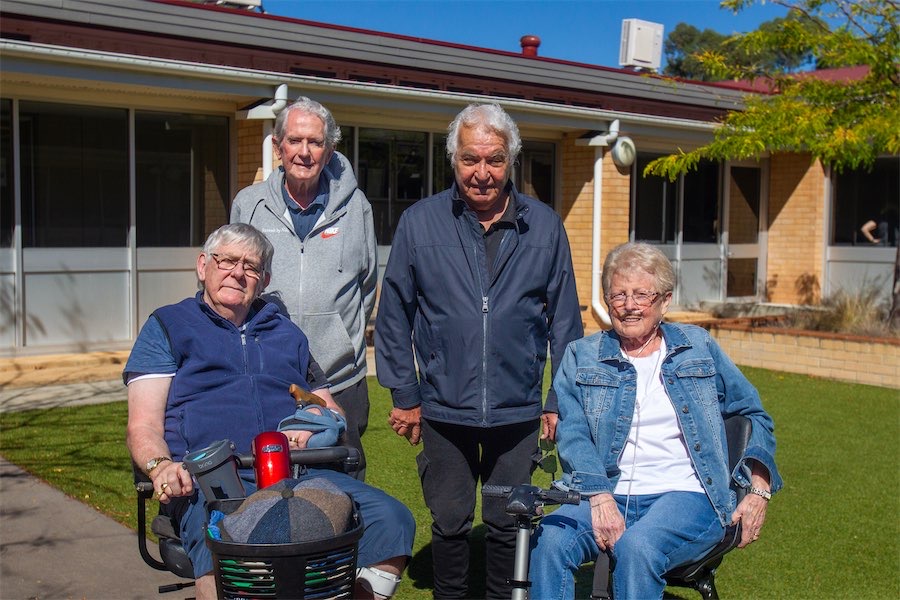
top-left (560, 135), bottom-right (630, 332)
top-left (237, 120), bottom-right (265, 191)
top-left (767, 153), bottom-right (827, 304)
top-left (704, 322), bottom-right (900, 389)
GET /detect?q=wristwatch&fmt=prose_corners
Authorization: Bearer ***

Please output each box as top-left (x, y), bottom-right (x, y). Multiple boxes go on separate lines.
top-left (146, 456), bottom-right (172, 473)
top-left (749, 486), bottom-right (772, 501)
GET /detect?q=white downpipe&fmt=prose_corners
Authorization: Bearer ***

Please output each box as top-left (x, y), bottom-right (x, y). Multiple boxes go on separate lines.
top-left (262, 83), bottom-right (289, 178)
top-left (589, 120), bottom-right (621, 327)
top-left (591, 146), bottom-right (612, 327)
top-left (262, 120), bottom-right (274, 177)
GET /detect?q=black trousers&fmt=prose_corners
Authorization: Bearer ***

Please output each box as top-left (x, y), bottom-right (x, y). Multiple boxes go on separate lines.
top-left (418, 418), bottom-right (540, 599)
top-left (333, 378), bottom-right (370, 481)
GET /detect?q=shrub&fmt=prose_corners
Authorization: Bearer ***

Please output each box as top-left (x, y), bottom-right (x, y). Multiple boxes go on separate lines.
top-left (783, 282), bottom-right (896, 338)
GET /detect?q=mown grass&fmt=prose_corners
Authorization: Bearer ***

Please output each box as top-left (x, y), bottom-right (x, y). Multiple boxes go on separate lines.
top-left (1, 368), bottom-right (897, 599)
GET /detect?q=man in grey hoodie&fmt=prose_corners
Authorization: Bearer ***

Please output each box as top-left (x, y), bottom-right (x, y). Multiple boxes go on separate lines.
top-left (231, 97), bottom-right (377, 480)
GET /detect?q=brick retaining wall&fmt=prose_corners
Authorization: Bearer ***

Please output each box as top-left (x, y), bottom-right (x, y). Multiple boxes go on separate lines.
top-left (697, 320), bottom-right (900, 390)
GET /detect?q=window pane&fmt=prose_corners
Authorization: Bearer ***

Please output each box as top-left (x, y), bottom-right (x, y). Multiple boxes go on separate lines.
top-left (729, 167), bottom-right (760, 244)
top-left (136, 112), bottom-right (229, 247)
top-left (358, 129), bottom-right (426, 244)
top-left (20, 102), bottom-right (128, 247)
top-left (515, 141), bottom-right (555, 205)
top-left (832, 156), bottom-right (899, 246)
top-left (432, 134), bottom-right (454, 196)
top-left (1, 99), bottom-right (12, 248)
top-left (336, 126), bottom-right (354, 163)
top-left (634, 153), bottom-right (676, 243)
top-left (682, 160), bottom-right (719, 243)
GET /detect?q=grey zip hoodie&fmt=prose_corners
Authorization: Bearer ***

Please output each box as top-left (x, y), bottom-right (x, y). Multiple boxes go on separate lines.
top-left (231, 151), bottom-right (377, 393)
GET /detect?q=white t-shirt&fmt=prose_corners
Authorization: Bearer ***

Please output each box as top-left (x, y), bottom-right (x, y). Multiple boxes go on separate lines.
top-left (614, 341), bottom-right (704, 495)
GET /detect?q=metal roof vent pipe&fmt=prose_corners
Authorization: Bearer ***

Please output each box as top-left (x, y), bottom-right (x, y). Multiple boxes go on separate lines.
top-left (520, 35), bottom-right (540, 57)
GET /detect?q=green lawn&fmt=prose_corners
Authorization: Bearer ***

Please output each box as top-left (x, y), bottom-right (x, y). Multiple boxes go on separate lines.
top-left (1, 368), bottom-right (897, 599)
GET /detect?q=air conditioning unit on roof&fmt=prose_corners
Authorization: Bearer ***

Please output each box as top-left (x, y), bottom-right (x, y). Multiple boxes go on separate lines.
top-left (619, 19), bottom-right (664, 71)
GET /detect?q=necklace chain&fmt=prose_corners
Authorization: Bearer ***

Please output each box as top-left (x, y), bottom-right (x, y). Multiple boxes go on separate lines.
top-left (624, 328), bottom-right (659, 359)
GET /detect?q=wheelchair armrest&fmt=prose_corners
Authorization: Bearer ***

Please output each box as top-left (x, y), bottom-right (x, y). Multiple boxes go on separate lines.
top-left (133, 462), bottom-right (170, 572)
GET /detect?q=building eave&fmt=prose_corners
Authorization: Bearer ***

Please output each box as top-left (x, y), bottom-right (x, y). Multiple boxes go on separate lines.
top-left (0, 39), bottom-right (719, 137)
top-left (1, 0), bottom-right (749, 113)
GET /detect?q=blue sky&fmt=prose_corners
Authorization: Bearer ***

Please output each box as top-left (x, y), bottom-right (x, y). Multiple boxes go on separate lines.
top-left (261, 0), bottom-right (790, 69)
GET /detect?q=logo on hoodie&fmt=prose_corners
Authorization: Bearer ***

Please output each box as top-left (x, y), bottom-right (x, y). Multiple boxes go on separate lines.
top-left (321, 227), bottom-right (340, 239)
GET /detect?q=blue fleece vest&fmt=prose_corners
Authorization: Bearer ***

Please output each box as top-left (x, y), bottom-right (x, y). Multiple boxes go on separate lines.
top-left (154, 295), bottom-right (311, 460)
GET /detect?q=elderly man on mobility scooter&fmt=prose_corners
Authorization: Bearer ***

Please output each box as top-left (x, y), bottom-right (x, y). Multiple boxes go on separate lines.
top-left (125, 223), bottom-right (414, 600)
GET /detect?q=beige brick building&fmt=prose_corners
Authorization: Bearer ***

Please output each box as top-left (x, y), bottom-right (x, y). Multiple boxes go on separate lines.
top-left (1, 0), bottom-right (896, 355)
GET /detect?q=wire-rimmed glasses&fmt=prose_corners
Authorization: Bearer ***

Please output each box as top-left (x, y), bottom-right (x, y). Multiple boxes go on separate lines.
top-left (209, 253), bottom-right (263, 280)
top-left (605, 291), bottom-right (660, 308)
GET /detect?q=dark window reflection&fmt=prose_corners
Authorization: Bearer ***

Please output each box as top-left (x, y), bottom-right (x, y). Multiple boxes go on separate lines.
top-left (634, 153), bottom-right (677, 243)
top-left (358, 129), bottom-right (426, 245)
top-left (634, 153), bottom-right (719, 244)
top-left (515, 141), bottom-right (555, 205)
top-left (20, 102), bottom-right (128, 247)
top-left (832, 157), bottom-right (899, 247)
top-left (1, 99), bottom-right (12, 248)
top-left (682, 160), bottom-right (719, 243)
top-left (135, 111), bottom-right (228, 246)
top-left (432, 134), bottom-right (454, 194)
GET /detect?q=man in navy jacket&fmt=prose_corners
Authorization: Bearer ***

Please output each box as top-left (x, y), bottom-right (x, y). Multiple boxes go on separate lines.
top-left (375, 103), bottom-right (583, 598)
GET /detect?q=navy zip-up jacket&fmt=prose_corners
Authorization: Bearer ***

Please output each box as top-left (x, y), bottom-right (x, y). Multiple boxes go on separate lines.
top-left (375, 183), bottom-right (583, 427)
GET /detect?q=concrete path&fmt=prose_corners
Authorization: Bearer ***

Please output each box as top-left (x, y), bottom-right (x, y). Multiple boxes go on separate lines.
top-left (0, 379), bottom-right (126, 413)
top-left (0, 360), bottom-right (179, 599)
top-left (0, 455), bottom-right (193, 600)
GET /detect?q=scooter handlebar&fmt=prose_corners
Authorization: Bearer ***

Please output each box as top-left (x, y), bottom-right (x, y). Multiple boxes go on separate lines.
top-left (482, 484), bottom-right (581, 511)
top-left (233, 446), bottom-right (360, 471)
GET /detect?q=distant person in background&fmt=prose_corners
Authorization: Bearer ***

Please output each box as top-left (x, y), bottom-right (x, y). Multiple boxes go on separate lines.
top-left (231, 97), bottom-right (377, 481)
top-left (860, 203), bottom-right (900, 246)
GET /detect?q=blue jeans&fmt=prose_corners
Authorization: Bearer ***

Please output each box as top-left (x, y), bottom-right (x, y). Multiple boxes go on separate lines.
top-left (529, 492), bottom-right (724, 600)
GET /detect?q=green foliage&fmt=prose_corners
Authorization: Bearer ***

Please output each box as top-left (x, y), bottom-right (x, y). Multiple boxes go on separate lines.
top-left (664, 23), bottom-right (731, 81)
top-left (647, 0), bottom-right (900, 181)
top-left (663, 12), bottom-right (817, 81)
top-left (1, 370), bottom-right (897, 598)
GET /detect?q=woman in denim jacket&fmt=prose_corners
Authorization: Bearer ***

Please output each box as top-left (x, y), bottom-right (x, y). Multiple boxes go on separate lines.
top-left (529, 242), bottom-right (782, 600)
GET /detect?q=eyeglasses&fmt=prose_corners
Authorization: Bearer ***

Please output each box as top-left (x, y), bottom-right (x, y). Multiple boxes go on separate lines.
top-left (209, 253), bottom-right (263, 280)
top-left (605, 291), bottom-right (660, 308)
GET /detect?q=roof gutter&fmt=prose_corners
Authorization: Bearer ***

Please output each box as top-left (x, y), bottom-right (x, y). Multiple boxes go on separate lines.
top-left (0, 40), bottom-right (719, 135)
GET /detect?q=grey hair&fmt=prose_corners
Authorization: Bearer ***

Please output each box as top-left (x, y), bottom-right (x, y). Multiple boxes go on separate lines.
top-left (273, 96), bottom-right (342, 149)
top-left (445, 103), bottom-right (521, 164)
top-left (602, 242), bottom-right (675, 295)
top-left (199, 223), bottom-right (274, 289)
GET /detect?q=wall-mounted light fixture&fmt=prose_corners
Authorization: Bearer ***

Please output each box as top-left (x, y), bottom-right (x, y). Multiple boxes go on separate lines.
top-left (610, 136), bottom-right (636, 168)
